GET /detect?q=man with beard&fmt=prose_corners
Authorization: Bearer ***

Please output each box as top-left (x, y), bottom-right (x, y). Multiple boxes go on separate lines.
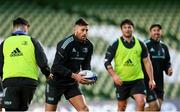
top-left (104, 19), bottom-right (156, 111)
top-left (144, 24), bottom-right (173, 111)
top-left (45, 18), bottom-right (93, 111)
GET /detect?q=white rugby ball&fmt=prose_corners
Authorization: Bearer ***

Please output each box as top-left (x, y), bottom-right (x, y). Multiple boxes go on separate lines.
top-left (79, 70), bottom-right (97, 81)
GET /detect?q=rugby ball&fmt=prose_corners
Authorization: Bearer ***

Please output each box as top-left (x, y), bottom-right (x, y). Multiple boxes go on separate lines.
top-left (79, 70), bottom-right (97, 81)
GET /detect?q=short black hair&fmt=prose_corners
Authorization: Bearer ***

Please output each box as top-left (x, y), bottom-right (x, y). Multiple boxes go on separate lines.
top-left (120, 19), bottom-right (134, 28)
top-left (149, 24), bottom-right (162, 31)
top-left (13, 17), bottom-right (30, 27)
top-left (75, 18), bottom-right (88, 26)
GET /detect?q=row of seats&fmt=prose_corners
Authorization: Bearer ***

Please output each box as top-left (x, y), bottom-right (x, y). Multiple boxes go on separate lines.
top-left (70, 2), bottom-right (180, 49)
top-left (1, 1), bottom-right (180, 49)
top-left (0, 1), bottom-right (81, 47)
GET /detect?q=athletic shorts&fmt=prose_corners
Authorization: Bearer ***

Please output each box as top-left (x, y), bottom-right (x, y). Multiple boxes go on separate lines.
top-left (146, 88), bottom-right (164, 103)
top-left (115, 79), bottom-right (146, 101)
top-left (2, 86), bottom-right (36, 111)
top-left (45, 83), bottom-right (82, 105)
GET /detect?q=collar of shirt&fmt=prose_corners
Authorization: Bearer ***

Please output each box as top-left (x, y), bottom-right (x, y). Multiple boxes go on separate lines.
top-left (12, 30), bottom-right (27, 36)
top-left (120, 36), bottom-right (135, 48)
top-left (150, 38), bottom-right (160, 44)
top-left (121, 36), bottom-right (135, 43)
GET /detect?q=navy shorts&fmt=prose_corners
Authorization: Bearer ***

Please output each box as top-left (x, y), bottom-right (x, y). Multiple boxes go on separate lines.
top-left (115, 79), bottom-right (146, 101)
top-left (45, 83), bottom-right (82, 105)
top-left (146, 88), bottom-right (164, 102)
top-left (3, 86), bottom-right (36, 111)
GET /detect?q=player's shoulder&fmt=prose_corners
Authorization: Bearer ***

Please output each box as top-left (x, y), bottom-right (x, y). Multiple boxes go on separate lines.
top-left (30, 37), bottom-right (40, 46)
top-left (57, 35), bottom-right (74, 49)
top-left (113, 38), bottom-right (119, 43)
top-left (134, 37), bottom-right (145, 46)
top-left (109, 38), bottom-right (119, 47)
top-left (144, 39), bottom-right (151, 45)
top-left (160, 41), bottom-right (169, 48)
top-left (136, 38), bottom-right (143, 43)
top-left (160, 40), bottom-right (166, 45)
top-left (86, 39), bottom-right (94, 47)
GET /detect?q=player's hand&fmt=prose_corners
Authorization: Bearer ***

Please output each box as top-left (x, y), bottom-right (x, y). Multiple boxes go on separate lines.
top-left (71, 73), bottom-right (89, 84)
top-left (166, 67), bottom-right (173, 76)
top-left (47, 73), bottom-right (54, 80)
top-left (112, 74), bottom-right (122, 86)
top-left (149, 80), bottom-right (156, 90)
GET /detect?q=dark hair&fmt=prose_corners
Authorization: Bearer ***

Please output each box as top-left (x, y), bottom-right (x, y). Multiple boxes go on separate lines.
top-left (149, 24), bottom-right (162, 31)
top-left (13, 17), bottom-right (30, 27)
top-left (120, 19), bottom-right (134, 28)
top-left (75, 18), bottom-right (88, 26)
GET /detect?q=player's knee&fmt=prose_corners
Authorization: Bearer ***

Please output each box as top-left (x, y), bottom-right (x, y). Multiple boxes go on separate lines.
top-left (45, 103), bottom-right (57, 111)
top-left (118, 103), bottom-right (127, 111)
top-left (136, 99), bottom-right (145, 107)
top-left (118, 105), bottom-right (126, 111)
top-left (79, 104), bottom-right (89, 111)
top-left (149, 101), bottom-right (160, 111)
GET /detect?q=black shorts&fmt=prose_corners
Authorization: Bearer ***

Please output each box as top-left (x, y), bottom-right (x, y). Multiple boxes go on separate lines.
top-left (146, 88), bottom-right (164, 103)
top-left (2, 86), bottom-right (36, 111)
top-left (115, 79), bottom-right (146, 101)
top-left (45, 83), bottom-right (82, 105)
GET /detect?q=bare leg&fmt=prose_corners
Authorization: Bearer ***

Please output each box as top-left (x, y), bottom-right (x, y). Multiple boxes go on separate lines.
top-left (133, 94), bottom-right (145, 111)
top-left (144, 99), bottom-right (160, 111)
top-left (117, 100), bottom-right (127, 111)
top-left (157, 98), bottom-right (163, 111)
top-left (69, 95), bottom-right (89, 111)
top-left (45, 103), bottom-right (58, 112)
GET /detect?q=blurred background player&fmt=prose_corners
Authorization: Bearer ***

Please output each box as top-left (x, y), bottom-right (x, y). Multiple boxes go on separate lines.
top-left (0, 17), bottom-right (52, 111)
top-left (45, 18), bottom-right (93, 111)
top-left (144, 24), bottom-right (173, 111)
top-left (104, 19), bottom-right (156, 111)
